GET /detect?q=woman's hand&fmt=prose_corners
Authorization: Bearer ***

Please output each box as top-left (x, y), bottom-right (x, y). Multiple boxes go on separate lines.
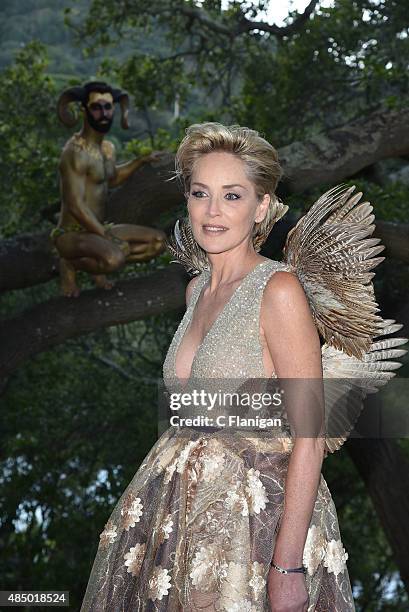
top-left (267, 566), bottom-right (309, 612)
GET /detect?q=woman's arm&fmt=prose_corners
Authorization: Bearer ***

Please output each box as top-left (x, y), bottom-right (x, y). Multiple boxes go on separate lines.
top-left (261, 271), bottom-right (325, 611)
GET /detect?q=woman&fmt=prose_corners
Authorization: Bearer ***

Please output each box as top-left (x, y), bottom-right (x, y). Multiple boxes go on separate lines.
top-left (80, 123), bottom-right (405, 611)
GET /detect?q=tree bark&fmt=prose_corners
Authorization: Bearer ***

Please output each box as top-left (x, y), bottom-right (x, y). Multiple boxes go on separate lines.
top-left (346, 438), bottom-right (409, 593)
top-left (373, 221), bottom-right (409, 263)
top-left (0, 265), bottom-right (189, 384)
top-left (278, 107), bottom-right (409, 192)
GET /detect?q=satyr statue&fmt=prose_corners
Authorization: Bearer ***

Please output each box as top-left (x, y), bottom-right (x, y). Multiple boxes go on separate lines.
top-left (50, 80), bottom-right (166, 297)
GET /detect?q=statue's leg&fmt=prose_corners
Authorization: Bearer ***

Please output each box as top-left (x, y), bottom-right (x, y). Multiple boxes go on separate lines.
top-left (58, 257), bottom-right (80, 298)
top-left (52, 231), bottom-right (126, 296)
top-left (107, 224), bottom-right (166, 262)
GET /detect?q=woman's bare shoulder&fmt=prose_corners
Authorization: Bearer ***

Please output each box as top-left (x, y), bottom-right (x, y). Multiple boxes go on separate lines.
top-left (260, 269), bottom-right (313, 331)
top-left (263, 269), bottom-right (305, 304)
top-left (260, 270), bottom-right (321, 376)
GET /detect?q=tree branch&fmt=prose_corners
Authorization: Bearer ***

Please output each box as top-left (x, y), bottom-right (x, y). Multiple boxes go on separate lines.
top-left (346, 437), bottom-right (409, 593)
top-left (177, 0), bottom-right (319, 38)
top-left (278, 107), bottom-right (409, 191)
top-left (237, 0), bottom-right (319, 36)
top-left (0, 265), bottom-right (189, 383)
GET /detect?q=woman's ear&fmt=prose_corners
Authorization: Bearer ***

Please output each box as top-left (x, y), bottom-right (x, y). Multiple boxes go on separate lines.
top-left (255, 194), bottom-right (271, 223)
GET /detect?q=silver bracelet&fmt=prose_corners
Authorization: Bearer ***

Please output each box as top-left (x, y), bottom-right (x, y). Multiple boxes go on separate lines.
top-left (271, 561), bottom-right (307, 575)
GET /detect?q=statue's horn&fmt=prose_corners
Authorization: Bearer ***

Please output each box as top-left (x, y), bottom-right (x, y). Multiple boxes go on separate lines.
top-left (56, 86), bottom-right (85, 127)
top-left (112, 89), bottom-right (130, 129)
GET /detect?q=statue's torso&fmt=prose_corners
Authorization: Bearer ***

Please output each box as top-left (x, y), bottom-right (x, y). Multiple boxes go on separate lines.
top-left (58, 134), bottom-right (116, 227)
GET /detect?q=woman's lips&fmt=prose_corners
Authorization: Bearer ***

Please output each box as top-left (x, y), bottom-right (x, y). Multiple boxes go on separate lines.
top-left (202, 225), bottom-right (228, 234)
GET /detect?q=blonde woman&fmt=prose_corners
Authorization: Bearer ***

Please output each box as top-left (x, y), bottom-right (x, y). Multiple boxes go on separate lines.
top-left (80, 123), bottom-right (406, 611)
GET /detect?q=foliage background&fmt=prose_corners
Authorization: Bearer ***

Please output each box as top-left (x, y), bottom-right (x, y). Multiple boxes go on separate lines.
top-left (0, 1), bottom-right (409, 610)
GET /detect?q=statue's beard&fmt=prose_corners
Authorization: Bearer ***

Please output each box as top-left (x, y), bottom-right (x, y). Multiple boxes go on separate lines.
top-left (85, 108), bottom-right (113, 133)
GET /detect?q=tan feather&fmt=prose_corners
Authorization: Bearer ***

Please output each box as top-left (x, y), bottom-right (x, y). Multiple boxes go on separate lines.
top-left (322, 320), bottom-right (407, 455)
top-left (283, 184), bottom-right (388, 358)
top-left (165, 217), bottom-right (209, 276)
top-left (282, 183), bottom-right (407, 455)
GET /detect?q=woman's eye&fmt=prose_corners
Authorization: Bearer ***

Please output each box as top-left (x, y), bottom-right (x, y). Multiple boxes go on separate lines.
top-left (189, 191), bottom-right (240, 200)
top-left (225, 192), bottom-right (240, 200)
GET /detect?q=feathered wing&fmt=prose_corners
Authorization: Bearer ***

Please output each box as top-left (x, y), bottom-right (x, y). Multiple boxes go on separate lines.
top-left (282, 183), bottom-right (408, 455)
top-left (166, 217), bottom-right (209, 276)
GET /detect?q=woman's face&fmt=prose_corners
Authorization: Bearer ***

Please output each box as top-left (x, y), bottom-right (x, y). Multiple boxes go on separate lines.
top-left (187, 151), bottom-right (270, 255)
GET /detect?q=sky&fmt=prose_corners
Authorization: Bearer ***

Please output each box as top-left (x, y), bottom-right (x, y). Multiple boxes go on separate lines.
top-left (221, 0), bottom-right (334, 26)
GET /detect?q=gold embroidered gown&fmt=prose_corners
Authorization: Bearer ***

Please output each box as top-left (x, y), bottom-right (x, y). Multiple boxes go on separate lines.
top-left (80, 185), bottom-right (407, 611)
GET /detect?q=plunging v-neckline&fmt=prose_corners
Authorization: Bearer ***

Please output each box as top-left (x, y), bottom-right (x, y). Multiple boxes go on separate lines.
top-left (174, 260), bottom-right (269, 387)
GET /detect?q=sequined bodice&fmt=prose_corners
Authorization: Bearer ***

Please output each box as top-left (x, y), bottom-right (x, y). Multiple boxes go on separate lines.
top-left (162, 259), bottom-right (292, 392)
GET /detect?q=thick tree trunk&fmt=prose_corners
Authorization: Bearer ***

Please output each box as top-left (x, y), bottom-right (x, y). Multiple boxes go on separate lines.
top-left (279, 107), bottom-right (409, 192)
top-left (346, 438), bottom-right (409, 593)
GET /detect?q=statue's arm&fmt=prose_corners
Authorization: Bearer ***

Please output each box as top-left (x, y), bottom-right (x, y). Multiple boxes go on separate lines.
top-left (59, 146), bottom-right (106, 236)
top-left (106, 142), bottom-right (155, 188)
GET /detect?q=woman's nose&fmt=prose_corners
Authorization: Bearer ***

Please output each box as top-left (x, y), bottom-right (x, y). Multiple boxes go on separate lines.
top-left (207, 194), bottom-right (223, 214)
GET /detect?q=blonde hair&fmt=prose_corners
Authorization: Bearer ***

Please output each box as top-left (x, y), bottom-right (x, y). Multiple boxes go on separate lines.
top-left (168, 122), bottom-right (289, 273)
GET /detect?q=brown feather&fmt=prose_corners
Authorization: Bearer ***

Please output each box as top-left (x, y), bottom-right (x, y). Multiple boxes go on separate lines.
top-left (283, 184), bottom-right (387, 358)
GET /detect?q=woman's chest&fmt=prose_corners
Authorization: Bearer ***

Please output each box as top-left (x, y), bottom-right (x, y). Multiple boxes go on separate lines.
top-left (164, 298), bottom-right (266, 383)
top-left (162, 260), bottom-right (286, 386)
